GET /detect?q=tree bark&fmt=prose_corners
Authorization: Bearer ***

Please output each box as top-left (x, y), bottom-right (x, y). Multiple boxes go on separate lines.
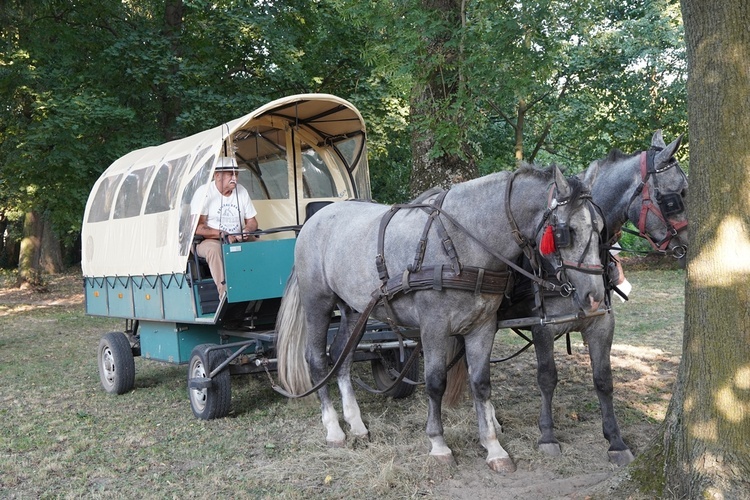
top-left (17, 211), bottom-right (43, 286)
top-left (16, 210), bottom-right (63, 287)
top-left (40, 216), bottom-right (63, 273)
top-left (514, 99), bottom-right (526, 163)
top-left (657, 0), bottom-right (750, 496)
top-left (160, 0), bottom-right (183, 141)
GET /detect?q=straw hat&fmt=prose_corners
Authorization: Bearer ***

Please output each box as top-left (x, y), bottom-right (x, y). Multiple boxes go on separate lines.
top-left (215, 156), bottom-right (239, 172)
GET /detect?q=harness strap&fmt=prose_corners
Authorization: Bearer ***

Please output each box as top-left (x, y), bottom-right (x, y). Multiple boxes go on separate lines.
top-left (376, 207), bottom-right (399, 285)
top-left (380, 265), bottom-right (512, 299)
top-left (505, 171), bottom-right (543, 271)
top-left (353, 338), bottom-right (424, 394)
top-left (405, 190), bottom-right (458, 273)
top-left (433, 264), bottom-right (444, 290)
top-left (275, 264), bottom-right (512, 400)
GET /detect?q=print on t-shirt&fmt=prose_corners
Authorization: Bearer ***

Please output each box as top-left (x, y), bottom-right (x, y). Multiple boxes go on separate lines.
top-left (216, 199), bottom-right (242, 233)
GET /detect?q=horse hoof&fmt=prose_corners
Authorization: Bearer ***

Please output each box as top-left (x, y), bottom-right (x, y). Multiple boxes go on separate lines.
top-left (487, 457), bottom-right (516, 473)
top-left (538, 442), bottom-right (562, 456)
top-left (327, 439), bottom-right (346, 448)
top-left (608, 449), bottom-right (635, 466)
top-left (430, 453), bottom-right (457, 467)
top-left (352, 432), bottom-right (370, 442)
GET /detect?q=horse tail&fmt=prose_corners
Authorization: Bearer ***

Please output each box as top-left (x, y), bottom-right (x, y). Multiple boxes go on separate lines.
top-left (275, 268), bottom-right (313, 395)
top-left (443, 336), bottom-right (468, 407)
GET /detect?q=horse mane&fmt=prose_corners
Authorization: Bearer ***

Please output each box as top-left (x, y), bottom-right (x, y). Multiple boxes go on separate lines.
top-left (517, 163), bottom-right (587, 202)
top-left (517, 162), bottom-right (557, 179)
top-left (600, 148), bottom-right (638, 167)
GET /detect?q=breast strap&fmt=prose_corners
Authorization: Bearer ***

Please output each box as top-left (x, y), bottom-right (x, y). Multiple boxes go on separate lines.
top-left (379, 264), bottom-right (512, 300)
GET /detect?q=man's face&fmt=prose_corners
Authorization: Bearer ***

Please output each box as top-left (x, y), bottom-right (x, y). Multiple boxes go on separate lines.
top-left (215, 170), bottom-right (237, 193)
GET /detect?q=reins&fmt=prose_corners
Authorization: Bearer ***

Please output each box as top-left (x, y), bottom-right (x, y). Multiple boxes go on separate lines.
top-left (272, 292), bottom-right (383, 399)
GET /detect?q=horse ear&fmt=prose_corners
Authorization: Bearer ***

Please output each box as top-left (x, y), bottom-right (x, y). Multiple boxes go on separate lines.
top-left (651, 129), bottom-right (667, 148)
top-left (581, 160), bottom-right (600, 191)
top-left (654, 134), bottom-right (683, 167)
top-left (553, 165), bottom-right (571, 199)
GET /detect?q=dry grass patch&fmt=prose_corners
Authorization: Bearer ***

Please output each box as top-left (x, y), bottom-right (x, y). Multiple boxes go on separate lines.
top-left (0, 267), bottom-right (684, 499)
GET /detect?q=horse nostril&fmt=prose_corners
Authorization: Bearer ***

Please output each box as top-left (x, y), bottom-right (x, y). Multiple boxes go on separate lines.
top-left (589, 295), bottom-right (602, 312)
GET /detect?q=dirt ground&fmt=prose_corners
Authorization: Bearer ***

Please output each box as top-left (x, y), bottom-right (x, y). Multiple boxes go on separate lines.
top-left (1, 267), bottom-right (680, 499)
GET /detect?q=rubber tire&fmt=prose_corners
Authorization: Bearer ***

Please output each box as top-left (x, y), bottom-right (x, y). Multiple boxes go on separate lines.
top-left (371, 347), bottom-right (419, 399)
top-left (98, 331), bottom-right (136, 395)
top-left (188, 344), bottom-right (231, 420)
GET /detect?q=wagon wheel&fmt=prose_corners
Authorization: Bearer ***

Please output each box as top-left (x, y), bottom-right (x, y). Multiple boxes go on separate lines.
top-left (97, 331), bottom-right (136, 395)
top-left (188, 344), bottom-right (231, 420)
top-left (371, 347), bottom-right (419, 399)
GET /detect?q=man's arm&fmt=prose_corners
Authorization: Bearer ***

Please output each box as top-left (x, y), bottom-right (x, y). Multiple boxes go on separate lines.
top-left (244, 217), bottom-right (258, 233)
top-left (241, 217), bottom-right (259, 241)
top-left (195, 215), bottom-right (223, 239)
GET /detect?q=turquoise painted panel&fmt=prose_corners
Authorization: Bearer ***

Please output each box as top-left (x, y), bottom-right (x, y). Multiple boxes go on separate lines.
top-left (107, 276), bottom-right (134, 318)
top-left (139, 322), bottom-right (221, 364)
top-left (224, 238), bottom-right (295, 302)
top-left (132, 276), bottom-right (163, 319)
top-left (162, 274), bottom-right (199, 321)
top-left (84, 274), bottom-right (199, 322)
top-left (84, 277), bottom-right (109, 316)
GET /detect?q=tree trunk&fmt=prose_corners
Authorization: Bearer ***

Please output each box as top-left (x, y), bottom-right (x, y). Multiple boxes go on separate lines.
top-left (514, 99), bottom-right (526, 163)
top-left (0, 212), bottom-right (9, 266)
top-left (40, 216), bottom-right (63, 273)
top-left (409, 0), bottom-right (477, 196)
top-left (657, 1), bottom-right (750, 496)
top-left (16, 210), bottom-right (63, 287)
top-left (160, 0), bottom-right (183, 141)
top-left (410, 122), bottom-right (472, 195)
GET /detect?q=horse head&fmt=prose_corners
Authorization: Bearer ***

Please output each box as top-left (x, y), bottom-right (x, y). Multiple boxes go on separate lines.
top-left (537, 166), bottom-right (606, 312)
top-left (628, 130), bottom-right (689, 265)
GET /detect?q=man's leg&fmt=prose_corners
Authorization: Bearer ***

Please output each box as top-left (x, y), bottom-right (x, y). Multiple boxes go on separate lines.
top-left (196, 239), bottom-right (226, 297)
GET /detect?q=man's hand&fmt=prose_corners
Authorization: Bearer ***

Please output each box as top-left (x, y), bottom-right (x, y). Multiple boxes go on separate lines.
top-left (227, 233), bottom-right (258, 243)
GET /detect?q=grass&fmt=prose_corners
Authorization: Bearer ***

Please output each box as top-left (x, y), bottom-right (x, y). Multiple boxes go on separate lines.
top-left (0, 267), bottom-right (685, 499)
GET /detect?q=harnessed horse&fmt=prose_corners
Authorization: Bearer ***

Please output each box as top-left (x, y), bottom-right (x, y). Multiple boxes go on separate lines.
top-left (275, 165), bottom-right (607, 472)
top-left (497, 130), bottom-right (688, 466)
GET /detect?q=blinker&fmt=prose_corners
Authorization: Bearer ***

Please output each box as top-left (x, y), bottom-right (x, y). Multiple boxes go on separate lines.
top-left (656, 191), bottom-right (685, 216)
top-left (553, 223), bottom-right (572, 248)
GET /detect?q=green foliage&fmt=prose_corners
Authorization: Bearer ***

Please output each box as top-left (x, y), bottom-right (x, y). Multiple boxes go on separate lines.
top-left (464, 0), bottom-right (687, 173)
top-left (0, 0), bottom-right (688, 261)
top-left (0, 0), bottom-right (410, 250)
top-left (618, 222), bottom-right (653, 256)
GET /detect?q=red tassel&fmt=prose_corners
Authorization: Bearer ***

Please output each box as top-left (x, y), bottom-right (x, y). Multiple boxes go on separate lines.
top-left (540, 225), bottom-right (556, 255)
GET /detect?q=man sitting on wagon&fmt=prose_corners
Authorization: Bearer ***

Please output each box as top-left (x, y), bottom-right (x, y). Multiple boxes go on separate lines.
top-left (192, 156), bottom-right (258, 298)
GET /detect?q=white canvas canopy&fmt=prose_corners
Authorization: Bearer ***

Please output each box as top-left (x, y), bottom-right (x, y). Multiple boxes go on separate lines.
top-left (82, 94), bottom-right (370, 278)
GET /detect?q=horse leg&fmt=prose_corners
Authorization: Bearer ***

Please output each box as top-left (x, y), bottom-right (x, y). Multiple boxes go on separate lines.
top-left (422, 332), bottom-right (455, 465)
top-left (305, 306), bottom-right (347, 447)
top-left (465, 320), bottom-right (516, 473)
top-left (585, 318), bottom-right (635, 466)
top-left (532, 326), bottom-right (562, 456)
top-left (331, 305), bottom-right (368, 440)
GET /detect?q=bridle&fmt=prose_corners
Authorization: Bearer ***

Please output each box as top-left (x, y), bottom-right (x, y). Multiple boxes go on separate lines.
top-left (626, 147), bottom-right (688, 258)
top-left (536, 185), bottom-right (605, 298)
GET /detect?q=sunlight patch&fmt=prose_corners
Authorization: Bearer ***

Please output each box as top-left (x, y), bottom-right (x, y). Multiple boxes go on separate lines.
top-left (690, 216), bottom-right (750, 286)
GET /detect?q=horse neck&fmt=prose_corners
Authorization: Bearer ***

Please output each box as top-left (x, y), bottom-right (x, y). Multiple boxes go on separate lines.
top-left (590, 155), bottom-right (641, 239)
top-left (442, 171), bottom-right (550, 265)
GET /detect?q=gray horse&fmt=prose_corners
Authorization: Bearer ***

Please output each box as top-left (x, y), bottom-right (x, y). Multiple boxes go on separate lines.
top-left (276, 165), bottom-right (606, 472)
top-left (498, 130), bottom-right (688, 466)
